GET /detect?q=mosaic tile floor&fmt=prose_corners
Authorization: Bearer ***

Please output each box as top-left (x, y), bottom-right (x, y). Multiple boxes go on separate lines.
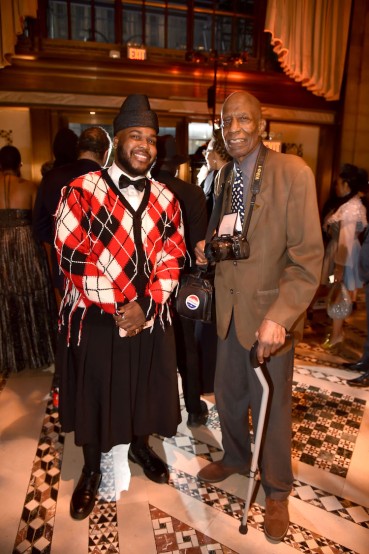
top-left (1, 300), bottom-right (369, 553)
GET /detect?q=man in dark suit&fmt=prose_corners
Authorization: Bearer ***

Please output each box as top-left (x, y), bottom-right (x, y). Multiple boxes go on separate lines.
top-left (151, 135), bottom-right (209, 426)
top-left (33, 126), bottom-right (112, 300)
top-left (195, 91), bottom-right (324, 542)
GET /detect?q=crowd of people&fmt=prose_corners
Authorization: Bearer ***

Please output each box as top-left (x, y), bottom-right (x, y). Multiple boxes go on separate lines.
top-left (1, 89), bottom-right (368, 543)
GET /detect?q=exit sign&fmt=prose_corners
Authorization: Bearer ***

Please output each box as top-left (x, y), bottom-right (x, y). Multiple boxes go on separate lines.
top-left (127, 46), bottom-right (147, 61)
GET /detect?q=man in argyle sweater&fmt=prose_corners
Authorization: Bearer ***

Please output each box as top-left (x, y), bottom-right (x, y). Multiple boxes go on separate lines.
top-left (54, 94), bottom-right (186, 521)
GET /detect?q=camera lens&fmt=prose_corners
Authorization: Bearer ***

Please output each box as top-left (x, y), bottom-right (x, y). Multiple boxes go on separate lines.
top-left (204, 242), bottom-right (218, 262)
top-left (205, 239), bottom-right (231, 262)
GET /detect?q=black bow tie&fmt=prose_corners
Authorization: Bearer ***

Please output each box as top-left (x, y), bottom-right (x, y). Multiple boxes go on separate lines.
top-left (118, 174), bottom-right (147, 192)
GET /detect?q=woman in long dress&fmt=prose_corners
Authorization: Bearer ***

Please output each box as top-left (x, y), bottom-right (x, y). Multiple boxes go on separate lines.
top-left (321, 164), bottom-right (368, 350)
top-left (0, 145), bottom-right (57, 372)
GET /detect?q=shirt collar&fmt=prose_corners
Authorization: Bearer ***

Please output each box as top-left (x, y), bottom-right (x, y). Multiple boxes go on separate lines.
top-left (108, 162), bottom-right (151, 188)
top-left (235, 141), bottom-right (262, 181)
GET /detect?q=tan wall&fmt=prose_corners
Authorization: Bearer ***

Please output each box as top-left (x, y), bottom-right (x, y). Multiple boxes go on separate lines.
top-left (340, 0), bottom-right (369, 174)
top-left (0, 107), bottom-right (33, 180)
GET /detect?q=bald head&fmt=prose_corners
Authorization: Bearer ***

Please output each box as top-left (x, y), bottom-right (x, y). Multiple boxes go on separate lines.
top-left (78, 126), bottom-right (112, 167)
top-left (221, 91), bottom-right (266, 163)
top-left (222, 91), bottom-right (262, 119)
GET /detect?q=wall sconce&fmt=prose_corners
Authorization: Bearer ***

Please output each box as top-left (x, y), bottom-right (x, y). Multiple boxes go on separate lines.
top-left (109, 50), bottom-right (121, 59)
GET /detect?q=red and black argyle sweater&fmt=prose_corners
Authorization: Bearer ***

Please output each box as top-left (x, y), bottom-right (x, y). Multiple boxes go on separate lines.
top-left (54, 169), bottom-right (186, 324)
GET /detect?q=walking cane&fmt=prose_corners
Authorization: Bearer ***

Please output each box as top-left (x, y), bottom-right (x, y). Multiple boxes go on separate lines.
top-left (239, 341), bottom-right (269, 535)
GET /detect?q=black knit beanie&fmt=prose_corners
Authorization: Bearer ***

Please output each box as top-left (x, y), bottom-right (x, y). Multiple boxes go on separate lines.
top-left (113, 94), bottom-right (159, 135)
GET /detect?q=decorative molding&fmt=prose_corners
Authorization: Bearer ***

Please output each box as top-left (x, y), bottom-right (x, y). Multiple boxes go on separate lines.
top-left (0, 91), bottom-right (336, 125)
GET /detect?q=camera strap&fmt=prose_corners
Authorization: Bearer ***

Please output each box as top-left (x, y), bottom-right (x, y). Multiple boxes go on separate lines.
top-left (205, 167), bottom-right (231, 243)
top-left (205, 142), bottom-right (268, 243)
top-left (241, 142), bottom-right (268, 239)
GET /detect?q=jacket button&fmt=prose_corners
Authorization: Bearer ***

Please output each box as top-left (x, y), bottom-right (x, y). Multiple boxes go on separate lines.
top-left (230, 289), bottom-right (234, 294)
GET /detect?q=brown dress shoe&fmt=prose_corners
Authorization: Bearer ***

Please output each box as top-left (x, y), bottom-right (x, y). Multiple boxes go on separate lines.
top-left (198, 461), bottom-right (248, 483)
top-left (264, 497), bottom-right (289, 542)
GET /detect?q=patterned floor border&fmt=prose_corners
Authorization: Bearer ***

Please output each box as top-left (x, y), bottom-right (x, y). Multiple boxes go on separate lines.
top-left (89, 450), bottom-right (120, 553)
top-left (150, 504), bottom-right (237, 554)
top-left (168, 466), bottom-right (358, 554)
top-left (13, 398), bottom-right (64, 553)
top-left (10, 378), bottom-right (368, 553)
top-left (162, 435), bottom-right (369, 528)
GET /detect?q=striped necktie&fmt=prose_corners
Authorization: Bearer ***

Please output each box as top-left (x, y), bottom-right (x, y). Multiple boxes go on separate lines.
top-left (230, 166), bottom-right (244, 224)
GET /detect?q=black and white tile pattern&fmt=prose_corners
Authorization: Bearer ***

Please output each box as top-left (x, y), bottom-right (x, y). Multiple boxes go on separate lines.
top-left (1, 304), bottom-right (369, 553)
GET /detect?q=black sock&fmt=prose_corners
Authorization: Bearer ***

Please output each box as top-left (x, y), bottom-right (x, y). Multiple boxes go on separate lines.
top-left (131, 435), bottom-right (149, 449)
top-left (82, 444), bottom-right (101, 473)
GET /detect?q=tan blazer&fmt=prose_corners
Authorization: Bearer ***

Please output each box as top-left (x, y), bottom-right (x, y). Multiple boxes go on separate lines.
top-left (213, 147), bottom-right (324, 353)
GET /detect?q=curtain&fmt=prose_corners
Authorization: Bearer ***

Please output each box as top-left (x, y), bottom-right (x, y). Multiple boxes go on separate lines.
top-left (265, 0), bottom-right (352, 101)
top-left (0, 0), bottom-right (38, 68)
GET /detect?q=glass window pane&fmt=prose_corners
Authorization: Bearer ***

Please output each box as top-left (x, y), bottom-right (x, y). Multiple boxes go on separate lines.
top-left (95, 2), bottom-right (115, 43)
top-left (71, 3), bottom-right (91, 41)
top-left (168, 13), bottom-right (187, 50)
top-left (146, 7), bottom-right (165, 48)
top-left (123, 7), bottom-right (143, 44)
top-left (194, 13), bottom-right (212, 51)
top-left (214, 15), bottom-right (232, 54)
top-left (47, 1), bottom-right (68, 39)
top-left (188, 122), bottom-right (213, 154)
top-left (236, 17), bottom-right (254, 54)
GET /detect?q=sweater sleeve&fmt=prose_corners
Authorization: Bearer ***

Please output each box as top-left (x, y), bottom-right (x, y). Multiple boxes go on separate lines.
top-left (54, 184), bottom-right (122, 313)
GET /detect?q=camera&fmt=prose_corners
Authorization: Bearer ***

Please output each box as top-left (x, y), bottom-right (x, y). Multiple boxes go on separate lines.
top-left (204, 234), bottom-right (250, 263)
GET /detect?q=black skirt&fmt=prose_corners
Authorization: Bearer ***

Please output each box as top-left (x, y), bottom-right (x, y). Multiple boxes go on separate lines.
top-left (0, 210), bottom-right (57, 372)
top-left (56, 305), bottom-right (180, 452)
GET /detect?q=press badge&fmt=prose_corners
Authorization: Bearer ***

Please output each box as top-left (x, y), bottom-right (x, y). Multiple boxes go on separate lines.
top-left (218, 213), bottom-right (240, 236)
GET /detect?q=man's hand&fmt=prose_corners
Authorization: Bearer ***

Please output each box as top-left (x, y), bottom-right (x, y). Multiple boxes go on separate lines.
top-left (195, 240), bottom-right (207, 266)
top-left (255, 319), bottom-right (286, 364)
top-left (113, 301), bottom-right (146, 336)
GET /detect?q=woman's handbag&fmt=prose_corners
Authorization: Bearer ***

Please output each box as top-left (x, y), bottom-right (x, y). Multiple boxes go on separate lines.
top-left (175, 267), bottom-right (215, 323)
top-left (327, 281), bottom-right (353, 319)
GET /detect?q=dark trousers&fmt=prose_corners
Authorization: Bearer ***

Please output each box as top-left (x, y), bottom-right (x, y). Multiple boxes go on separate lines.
top-left (215, 317), bottom-right (294, 500)
top-left (195, 320), bottom-right (217, 394)
top-left (173, 313), bottom-right (203, 414)
top-left (83, 435), bottom-right (149, 472)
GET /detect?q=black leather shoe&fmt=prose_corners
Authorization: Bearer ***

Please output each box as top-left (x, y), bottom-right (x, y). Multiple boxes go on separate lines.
top-left (347, 371), bottom-right (369, 388)
top-left (187, 400), bottom-right (209, 428)
top-left (342, 361), bottom-right (369, 372)
top-left (70, 466), bottom-right (102, 520)
top-left (128, 444), bottom-right (169, 484)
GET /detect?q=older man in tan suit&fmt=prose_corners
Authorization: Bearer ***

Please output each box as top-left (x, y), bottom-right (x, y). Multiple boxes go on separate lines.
top-left (195, 91), bottom-right (323, 542)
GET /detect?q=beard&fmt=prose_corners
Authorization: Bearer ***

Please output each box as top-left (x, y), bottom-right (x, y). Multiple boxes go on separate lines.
top-left (116, 143), bottom-right (152, 177)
